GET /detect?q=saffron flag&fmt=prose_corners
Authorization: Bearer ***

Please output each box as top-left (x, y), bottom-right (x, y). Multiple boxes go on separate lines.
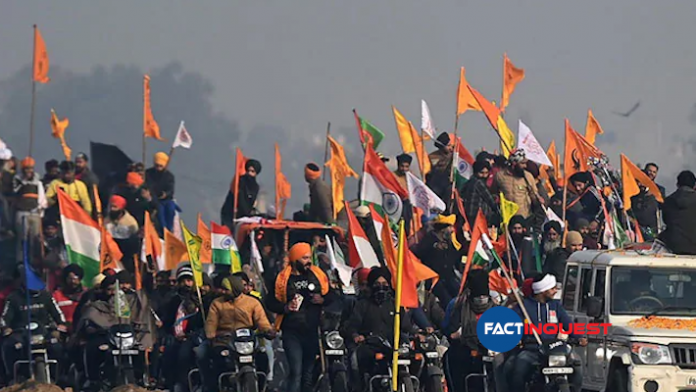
top-left (275, 144), bottom-right (292, 220)
top-left (421, 100), bottom-right (436, 139)
top-left (325, 136), bottom-right (358, 219)
top-left (501, 53), bottom-right (525, 111)
top-left (181, 220), bottom-right (203, 287)
top-left (345, 201), bottom-right (381, 269)
top-left (144, 211), bottom-right (162, 262)
top-left (518, 120), bottom-right (552, 167)
top-left (50, 109), bottom-right (71, 161)
top-left (539, 140), bottom-right (560, 195)
top-left (165, 229), bottom-right (188, 270)
top-left (33, 26), bottom-right (50, 84)
top-left (100, 224), bottom-right (123, 273)
top-left (584, 110), bottom-right (604, 145)
top-left (172, 121), bottom-right (192, 149)
top-left (620, 154), bottom-right (664, 211)
top-left (232, 147), bottom-right (248, 217)
top-left (143, 75), bottom-right (163, 140)
top-left (456, 67), bottom-right (482, 116)
top-left (460, 210), bottom-right (491, 294)
top-left (58, 189), bottom-right (102, 287)
top-left (392, 106), bottom-right (431, 176)
top-left (197, 213), bottom-right (212, 264)
top-left (354, 110), bottom-right (385, 149)
top-left (211, 221), bottom-right (242, 272)
top-left (563, 119), bottom-right (602, 180)
top-left (468, 85), bottom-right (515, 157)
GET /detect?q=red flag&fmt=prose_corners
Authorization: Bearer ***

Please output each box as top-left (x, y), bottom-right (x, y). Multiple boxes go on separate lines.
top-left (460, 210), bottom-right (489, 294)
top-left (345, 201), bottom-right (380, 269)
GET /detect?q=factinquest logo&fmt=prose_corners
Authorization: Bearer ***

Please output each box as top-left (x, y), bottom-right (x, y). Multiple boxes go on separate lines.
top-left (476, 306), bottom-right (523, 352)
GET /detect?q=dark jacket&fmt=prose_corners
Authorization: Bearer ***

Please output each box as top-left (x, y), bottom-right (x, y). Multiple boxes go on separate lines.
top-left (631, 189), bottom-right (659, 232)
top-left (308, 178), bottom-right (333, 224)
top-left (0, 289), bottom-right (66, 330)
top-left (343, 296), bottom-right (414, 343)
top-left (114, 184), bottom-right (159, 228)
top-left (421, 291), bottom-right (446, 330)
top-left (266, 272), bottom-right (336, 333)
top-left (221, 175), bottom-right (259, 226)
top-left (543, 247), bottom-right (571, 281)
top-left (145, 168), bottom-right (175, 201)
top-left (513, 297), bottom-right (580, 344)
top-left (445, 294), bottom-right (493, 351)
top-left (412, 231), bottom-right (465, 281)
top-left (460, 177), bottom-right (499, 227)
top-left (659, 186), bottom-right (696, 255)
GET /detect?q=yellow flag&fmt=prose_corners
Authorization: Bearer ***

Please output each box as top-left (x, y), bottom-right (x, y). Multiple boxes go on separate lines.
top-left (392, 106), bottom-right (415, 153)
top-left (451, 231), bottom-right (462, 251)
top-left (500, 192), bottom-right (520, 226)
top-left (496, 117), bottom-right (516, 158)
top-left (325, 136), bottom-right (359, 219)
top-left (181, 220), bottom-right (203, 287)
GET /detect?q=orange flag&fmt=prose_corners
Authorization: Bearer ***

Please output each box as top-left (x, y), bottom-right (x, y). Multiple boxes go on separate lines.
top-left (144, 211), bottom-right (162, 263)
top-left (133, 255), bottom-right (142, 291)
top-left (584, 109), bottom-right (604, 145)
top-left (620, 153), bottom-right (664, 211)
top-left (468, 85), bottom-right (516, 156)
top-left (232, 148), bottom-right (249, 219)
top-left (143, 75), bottom-right (163, 140)
top-left (460, 210), bottom-right (488, 294)
top-left (392, 106), bottom-right (430, 176)
top-left (275, 144), bottom-right (292, 220)
top-left (33, 26), bottom-right (50, 84)
top-left (165, 229), bottom-right (188, 270)
top-left (325, 136), bottom-right (358, 219)
top-left (539, 140), bottom-right (558, 195)
top-left (100, 226), bottom-right (123, 272)
top-left (50, 109), bottom-right (71, 160)
top-left (198, 213), bottom-right (212, 263)
top-left (563, 119), bottom-right (602, 180)
top-left (456, 67), bottom-right (483, 116)
top-left (501, 53), bottom-right (525, 111)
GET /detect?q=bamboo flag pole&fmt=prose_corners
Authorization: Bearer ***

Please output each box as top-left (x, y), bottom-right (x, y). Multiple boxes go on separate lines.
top-left (391, 220), bottom-right (406, 391)
top-left (322, 122), bottom-right (331, 181)
top-left (29, 25), bottom-right (38, 157)
top-left (142, 76), bottom-right (147, 164)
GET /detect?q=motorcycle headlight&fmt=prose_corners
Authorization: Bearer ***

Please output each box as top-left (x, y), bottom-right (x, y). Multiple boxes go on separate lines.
top-left (326, 331), bottom-right (344, 350)
top-left (111, 336), bottom-right (136, 349)
top-left (420, 335), bottom-right (438, 351)
top-left (30, 335), bottom-right (45, 345)
top-left (398, 346), bottom-right (410, 356)
top-left (234, 341), bottom-right (255, 355)
top-left (630, 343), bottom-right (672, 365)
top-left (548, 355), bottom-right (567, 367)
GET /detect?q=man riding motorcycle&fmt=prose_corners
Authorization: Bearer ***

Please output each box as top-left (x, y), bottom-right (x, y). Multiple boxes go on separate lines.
top-left (0, 266), bottom-right (66, 383)
top-left (506, 274), bottom-right (587, 392)
top-left (342, 267), bottom-right (415, 391)
top-left (205, 275), bottom-right (275, 392)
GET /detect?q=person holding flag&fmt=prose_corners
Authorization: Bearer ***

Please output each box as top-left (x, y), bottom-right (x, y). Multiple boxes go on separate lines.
top-left (491, 149), bottom-right (543, 220)
top-left (145, 152), bottom-right (178, 232)
top-left (460, 159), bottom-right (500, 227)
top-left (221, 159), bottom-right (262, 224)
top-left (426, 133), bottom-right (454, 203)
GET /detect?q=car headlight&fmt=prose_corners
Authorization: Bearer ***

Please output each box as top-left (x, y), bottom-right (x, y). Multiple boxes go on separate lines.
top-left (326, 331), bottom-right (344, 350)
top-left (30, 335), bottom-right (45, 345)
top-left (234, 341), bottom-right (255, 355)
top-left (548, 355), bottom-right (567, 367)
top-left (630, 343), bottom-right (672, 365)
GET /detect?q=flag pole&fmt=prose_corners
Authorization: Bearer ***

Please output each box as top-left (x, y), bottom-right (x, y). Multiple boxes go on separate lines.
top-left (275, 144), bottom-right (280, 220)
top-left (391, 220), bottom-right (406, 391)
top-left (322, 122), bottom-right (331, 181)
top-left (29, 25), bottom-right (38, 158)
top-left (23, 217), bottom-right (35, 380)
top-left (142, 76), bottom-right (147, 164)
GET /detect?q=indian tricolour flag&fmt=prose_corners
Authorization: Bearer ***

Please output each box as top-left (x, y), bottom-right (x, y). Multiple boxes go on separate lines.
top-left (211, 221), bottom-right (242, 273)
top-left (58, 189), bottom-right (101, 287)
top-left (454, 137), bottom-right (475, 188)
top-left (360, 145), bottom-right (408, 223)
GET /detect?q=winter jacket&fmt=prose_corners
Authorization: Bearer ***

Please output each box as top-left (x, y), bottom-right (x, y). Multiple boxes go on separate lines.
top-left (114, 184), bottom-right (158, 228)
top-left (308, 178), bottom-right (333, 224)
top-left (343, 296), bottom-right (415, 343)
top-left (53, 287), bottom-right (85, 328)
top-left (491, 168), bottom-right (540, 219)
top-left (426, 150), bottom-right (453, 203)
top-left (421, 290), bottom-right (446, 330)
top-left (145, 167), bottom-right (175, 201)
top-left (543, 247), bottom-right (572, 281)
top-left (631, 190), bottom-right (659, 232)
top-left (105, 210), bottom-right (139, 240)
top-left (461, 177), bottom-right (500, 227)
top-left (412, 231), bottom-right (464, 282)
top-left (205, 294), bottom-right (272, 344)
top-left (445, 294), bottom-right (493, 351)
top-left (0, 289), bottom-right (66, 330)
top-left (513, 297), bottom-right (580, 344)
top-left (659, 186), bottom-right (696, 255)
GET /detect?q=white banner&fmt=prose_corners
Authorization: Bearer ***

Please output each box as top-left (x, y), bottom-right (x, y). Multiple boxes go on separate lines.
top-left (421, 100), bottom-right (436, 139)
top-left (518, 120), bottom-right (552, 167)
top-left (172, 121), bottom-right (192, 149)
top-left (406, 172), bottom-right (446, 213)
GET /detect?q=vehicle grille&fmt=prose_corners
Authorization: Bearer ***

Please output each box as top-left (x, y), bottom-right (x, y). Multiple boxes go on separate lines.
top-left (671, 345), bottom-right (696, 368)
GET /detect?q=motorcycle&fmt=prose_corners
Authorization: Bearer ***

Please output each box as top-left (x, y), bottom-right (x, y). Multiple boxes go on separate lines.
top-left (463, 349), bottom-right (499, 392)
top-left (411, 331), bottom-right (444, 392)
top-left (216, 328), bottom-right (268, 392)
top-left (103, 323), bottom-right (148, 388)
top-left (314, 311), bottom-right (348, 392)
top-left (525, 339), bottom-right (578, 392)
top-left (12, 322), bottom-right (60, 384)
top-left (363, 335), bottom-right (420, 392)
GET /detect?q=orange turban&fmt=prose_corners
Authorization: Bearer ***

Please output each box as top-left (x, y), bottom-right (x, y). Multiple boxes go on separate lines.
top-left (109, 195), bottom-right (127, 209)
top-left (154, 152), bottom-right (169, 166)
top-left (126, 172), bottom-right (144, 187)
top-left (304, 163), bottom-right (321, 181)
top-left (21, 157), bottom-right (35, 168)
top-left (288, 242), bottom-right (312, 262)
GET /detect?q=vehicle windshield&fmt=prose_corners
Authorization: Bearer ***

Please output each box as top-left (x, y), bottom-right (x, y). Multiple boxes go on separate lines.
top-left (610, 267), bottom-right (696, 316)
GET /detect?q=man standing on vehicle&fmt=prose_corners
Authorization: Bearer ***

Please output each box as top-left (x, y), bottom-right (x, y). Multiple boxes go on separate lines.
top-left (266, 242), bottom-right (334, 392)
top-left (507, 274), bottom-right (587, 392)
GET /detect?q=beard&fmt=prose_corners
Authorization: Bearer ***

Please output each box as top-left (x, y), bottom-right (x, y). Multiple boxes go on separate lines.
top-left (544, 240), bottom-right (561, 254)
top-left (513, 166), bottom-right (526, 177)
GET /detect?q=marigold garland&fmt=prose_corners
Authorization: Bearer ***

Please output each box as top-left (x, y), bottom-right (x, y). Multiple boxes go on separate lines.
top-left (628, 316), bottom-right (696, 331)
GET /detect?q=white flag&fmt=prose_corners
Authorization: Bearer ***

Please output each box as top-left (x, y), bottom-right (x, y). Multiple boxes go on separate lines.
top-left (544, 207), bottom-right (565, 229)
top-left (421, 100), bottom-right (436, 139)
top-left (172, 121), bottom-right (192, 149)
top-left (406, 172), bottom-right (446, 213)
top-left (250, 230), bottom-right (264, 274)
top-left (325, 235), bottom-right (353, 288)
top-left (518, 120), bottom-right (552, 167)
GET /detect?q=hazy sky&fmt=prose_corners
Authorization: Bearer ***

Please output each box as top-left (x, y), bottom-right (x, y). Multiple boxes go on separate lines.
top-left (2, 1), bottom-right (696, 222)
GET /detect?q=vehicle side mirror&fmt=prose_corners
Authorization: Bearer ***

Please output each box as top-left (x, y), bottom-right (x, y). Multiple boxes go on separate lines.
top-left (586, 296), bottom-right (604, 319)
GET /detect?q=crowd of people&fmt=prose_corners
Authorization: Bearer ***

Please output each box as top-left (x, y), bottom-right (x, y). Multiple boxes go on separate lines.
top-left (0, 127), bottom-right (695, 392)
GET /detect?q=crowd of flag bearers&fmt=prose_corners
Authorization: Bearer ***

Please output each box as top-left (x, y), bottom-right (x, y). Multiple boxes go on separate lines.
top-left (1, 25), bottom-right (696, 392)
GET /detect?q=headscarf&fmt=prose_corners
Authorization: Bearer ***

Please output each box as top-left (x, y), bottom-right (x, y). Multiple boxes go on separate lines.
top-left (221, 276), bottom-right (245, 299)
top-left (508, 148), bottom-right (526, 164)
top-left (63, 264), bottom-right (84, 280)
top-left (154, 152), bottom-right (169, 166)
top-left (473, 160), bottom-right (490, 174)
top-left (396, 153), bottom-right (413, 165)
top-left (436, 132), bottom-right (451, 149)
top-left (21, 157), bottom-right (35, 168)
top-left (532, 274), bottom-right (557, 294)
top-left (109, 195), bottom-right (127, 210)
top-left (566, 231), bottom-right (584, 246)
top-left (543, 221), bottom-right (562, 235)
top-left (367, 267), bottom-right (392, 288)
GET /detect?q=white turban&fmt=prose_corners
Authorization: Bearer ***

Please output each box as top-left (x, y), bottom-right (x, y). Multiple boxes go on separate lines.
top-left (532, 274), bottom-right (557, 294)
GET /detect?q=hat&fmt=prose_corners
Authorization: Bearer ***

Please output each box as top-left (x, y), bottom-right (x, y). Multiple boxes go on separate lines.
top-left (21, 157), bottom-right (35, 168)
top-left (92, 273), bottom-right (106, 287)
top-left (305, 163), bottom-right (321, 181)
top-left (573, 218), bottom-right (590, 231)
top-left (63, 264), bottom-right (84, 280)
top-left (354, 205), bottom-right (370, 218)
top-left (109, 195), bottom-right (127, 210)
top-left (436, 132), bottom-right (451, 148)
top-left (532, 274), bottom-right (557, 294)
top-left (508, 148), bottom-right (526, 164)
top-left (396, 154), bottom-right (412, 165)
top-left (566, 231), bottom-right (584, 246)
top-left (154, 152), bottom-right (169, 166)
top-left (59, 160), bottom-right (75, 172)
top-left (126, 172), bottom-right (144, 187)
top-left (367, 267), bottom-right (392, 288)
top-left (245, 159), bottom-right (262, 174)
top-left (433, 214), bottom-right (456, 226)
top-left (289, 242), bottom-right (312, 263)
top-left (177, 264), bottom-right (194, 280)
top-left (76, 153), bottom-right (88, 162)
top-left (466, 269), bottom-right (490, 296)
